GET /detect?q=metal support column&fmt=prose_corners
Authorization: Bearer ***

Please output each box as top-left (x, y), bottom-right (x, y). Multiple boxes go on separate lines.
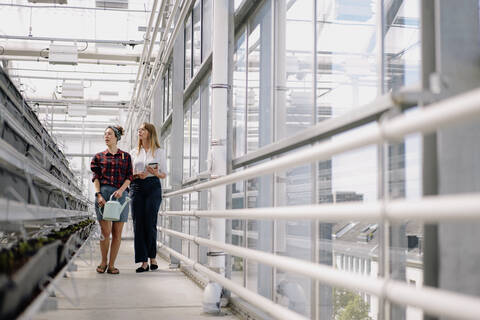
top-left (209, 0), bottom-right (229, 275)
top-left (421, 2), bottom-right (438, 320)
top-left (168, 22), bottom-right (186, 266)
top-left (433, 3), bottom-right (480, 320)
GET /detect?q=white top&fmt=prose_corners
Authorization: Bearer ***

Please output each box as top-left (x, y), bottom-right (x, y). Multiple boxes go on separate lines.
top-left (130, 147), bottom-right (167, 178)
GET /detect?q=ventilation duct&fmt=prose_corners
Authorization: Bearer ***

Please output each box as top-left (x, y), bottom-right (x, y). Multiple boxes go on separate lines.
top-left (49, 44), bottom-right (78, 65)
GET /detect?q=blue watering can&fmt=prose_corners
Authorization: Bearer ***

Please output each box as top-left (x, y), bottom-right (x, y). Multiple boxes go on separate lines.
top-left (102, 194), bottom-right (131, 221)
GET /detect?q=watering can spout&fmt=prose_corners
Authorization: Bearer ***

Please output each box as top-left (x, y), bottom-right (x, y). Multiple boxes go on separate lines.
top-left (120, 197), bottom-right (131, 212)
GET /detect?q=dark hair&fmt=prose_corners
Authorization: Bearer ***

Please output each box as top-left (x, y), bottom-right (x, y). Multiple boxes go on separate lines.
top-left (106, 125), bottom-right (124, 141)
top-left (115, 125), bottom-right (124, 136)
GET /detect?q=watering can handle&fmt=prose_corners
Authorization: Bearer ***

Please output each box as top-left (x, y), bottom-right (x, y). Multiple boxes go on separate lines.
top-left (109, 194), bottom-right (115, 201)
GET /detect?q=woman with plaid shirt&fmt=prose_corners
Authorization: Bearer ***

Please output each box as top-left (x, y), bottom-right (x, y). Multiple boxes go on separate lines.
top-left (90, 125), bottom-right (133, 275)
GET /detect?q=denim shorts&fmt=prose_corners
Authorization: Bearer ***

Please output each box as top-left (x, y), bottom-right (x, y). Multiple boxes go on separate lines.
top-left (95, 184), bottom-right (129, 222)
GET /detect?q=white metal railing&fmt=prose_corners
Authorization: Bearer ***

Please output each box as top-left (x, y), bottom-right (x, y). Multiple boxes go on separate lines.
top-left (162, 193), bottom-right (480, 222)
top-left (159, 227), bottom-right (480, 320)
top-left (158, 87), bottom-right (480, 320)
top-left (164, 86), bottom-right (480, 198)
top-left (159, 244), bottom-right (308, 320)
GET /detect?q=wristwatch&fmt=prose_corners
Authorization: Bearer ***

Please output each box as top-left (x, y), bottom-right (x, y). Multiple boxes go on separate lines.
top-left (95, 192), bottom-right (102, 197)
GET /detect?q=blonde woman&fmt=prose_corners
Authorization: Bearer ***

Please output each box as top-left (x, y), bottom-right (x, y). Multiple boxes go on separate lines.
top-left (90, 125), bottom-right (132, 275)
top-left (130, 122), bottom-right (166, 272)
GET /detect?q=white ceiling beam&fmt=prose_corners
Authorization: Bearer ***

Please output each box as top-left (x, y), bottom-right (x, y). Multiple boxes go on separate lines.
top-left (10, 74), bottom-right (135, 83)
top-left (0, 35), bottom-right (144, 46)
top-left (30, 98), bottom-right (129, 108)
top-left (0, 3), bottom-right (158, 13)
top-left (47, 122), bottom-right (110, 129)
top-left (6, 67), bottom-right (136, 75)
top-left (0, 56), bottom-right (139, 66)
top-left (37, 107), bottom-right (121, 116)
top-left (3, 48), bottom-right (150, 62)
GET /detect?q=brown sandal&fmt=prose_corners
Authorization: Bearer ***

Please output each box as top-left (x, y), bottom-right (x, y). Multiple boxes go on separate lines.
top-left (107, 266), bottom-right (120, 274)
top-left (96, 264), bottom-right (107, 273)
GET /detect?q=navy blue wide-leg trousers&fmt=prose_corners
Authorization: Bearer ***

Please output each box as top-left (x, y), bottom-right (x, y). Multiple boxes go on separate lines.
top-left (130, 177), bottom-right (162, 263)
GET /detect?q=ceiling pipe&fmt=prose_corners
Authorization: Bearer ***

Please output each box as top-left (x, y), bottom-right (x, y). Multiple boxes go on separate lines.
top-left (2, 48), bottom-right (146, 62)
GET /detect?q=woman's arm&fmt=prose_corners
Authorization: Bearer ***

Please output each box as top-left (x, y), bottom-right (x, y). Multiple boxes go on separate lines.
top-left (93, 178), bottom-right (106, 207)
top-left (90, 154), bottom-right (102, 182)
top-left (146, 149), bottom-right (166, 178)
top-left (113, 179), bottom-right (131, 198)
top-left (158, 148), bottom-right (167, 179)
top-left (113, 153), bottom-right (133, 198)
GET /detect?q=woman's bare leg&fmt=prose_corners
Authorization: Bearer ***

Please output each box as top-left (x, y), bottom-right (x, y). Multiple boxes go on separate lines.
top-left (109, 222), bottom-right (124, 267)
top-left (99, 220), bottom-right (112, 267)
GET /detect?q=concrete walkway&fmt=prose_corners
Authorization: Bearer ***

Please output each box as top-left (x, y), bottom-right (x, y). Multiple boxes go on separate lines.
top-left (34, 240), bottom-right (239, 320)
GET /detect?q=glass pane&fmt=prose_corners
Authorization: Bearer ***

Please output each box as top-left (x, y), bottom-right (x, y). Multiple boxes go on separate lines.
top-left (316, 0), bottom-right (378, 119)
top-left (247, 167), bottom-right (273, 298)
top-left (184, 12), bottom-right (192, 87)
top-left (191, 91), bottom-right (200, 177)
top-left (327, 125), bottom-right (379, 319)
top-left (247, 0), bottom-right (272, 153)
top-left (234, 0), bottom-right (243, 11)
top-left (164, 131), bottom-right (172, 189)
top-left (182, 194), bottom-right (190, 257)
top-left (163, 75), bottom-right (168, 122)
top-left (231, 179), bottom-right (245, 287)
top-left (233, 31), bottom-right (247, 158)
top-left (277, 0), bottom-right (314, 140)
top-left (202, 0), bottom-right (213, 58)
top-left (183, 107), bottom-right (191, 179)
top-left (193, 0), bottom-right (202, 74)
top-left (189, 192), bottom-right (199, 261)
top-left (333, 288), bottom-right (373, 320)
top-left (168, 64), bottom-right (173, 116)
top-left (275, 161), bottom-right (313, 317)
top-left (200, 75), bottom-right (211, 172)
top-left (384, 0), bottom-right (421, 92)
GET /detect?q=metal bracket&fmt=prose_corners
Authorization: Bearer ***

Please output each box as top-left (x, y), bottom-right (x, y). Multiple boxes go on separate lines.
top-left (206, 251), bottom-right (226, 257)
top-left (210, 83), bottom-right (231, 90)
top-left (211, 139), bottom-right (226, 146)
top-left (275, 85), bottom-right (288, 91)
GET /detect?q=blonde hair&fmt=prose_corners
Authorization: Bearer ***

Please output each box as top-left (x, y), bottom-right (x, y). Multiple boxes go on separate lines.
top-left (137, 122), bottom-right (161, 155)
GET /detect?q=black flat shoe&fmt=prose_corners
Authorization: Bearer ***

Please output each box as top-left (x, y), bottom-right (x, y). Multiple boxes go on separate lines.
top-left (136, 265), bottom-right (149, 273)
top-left (150, 263), bottom-right (158, 270)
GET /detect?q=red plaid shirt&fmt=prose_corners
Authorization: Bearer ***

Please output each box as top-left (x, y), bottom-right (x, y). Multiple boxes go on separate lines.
top-left (90, 149), bottom-right (133, 189)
